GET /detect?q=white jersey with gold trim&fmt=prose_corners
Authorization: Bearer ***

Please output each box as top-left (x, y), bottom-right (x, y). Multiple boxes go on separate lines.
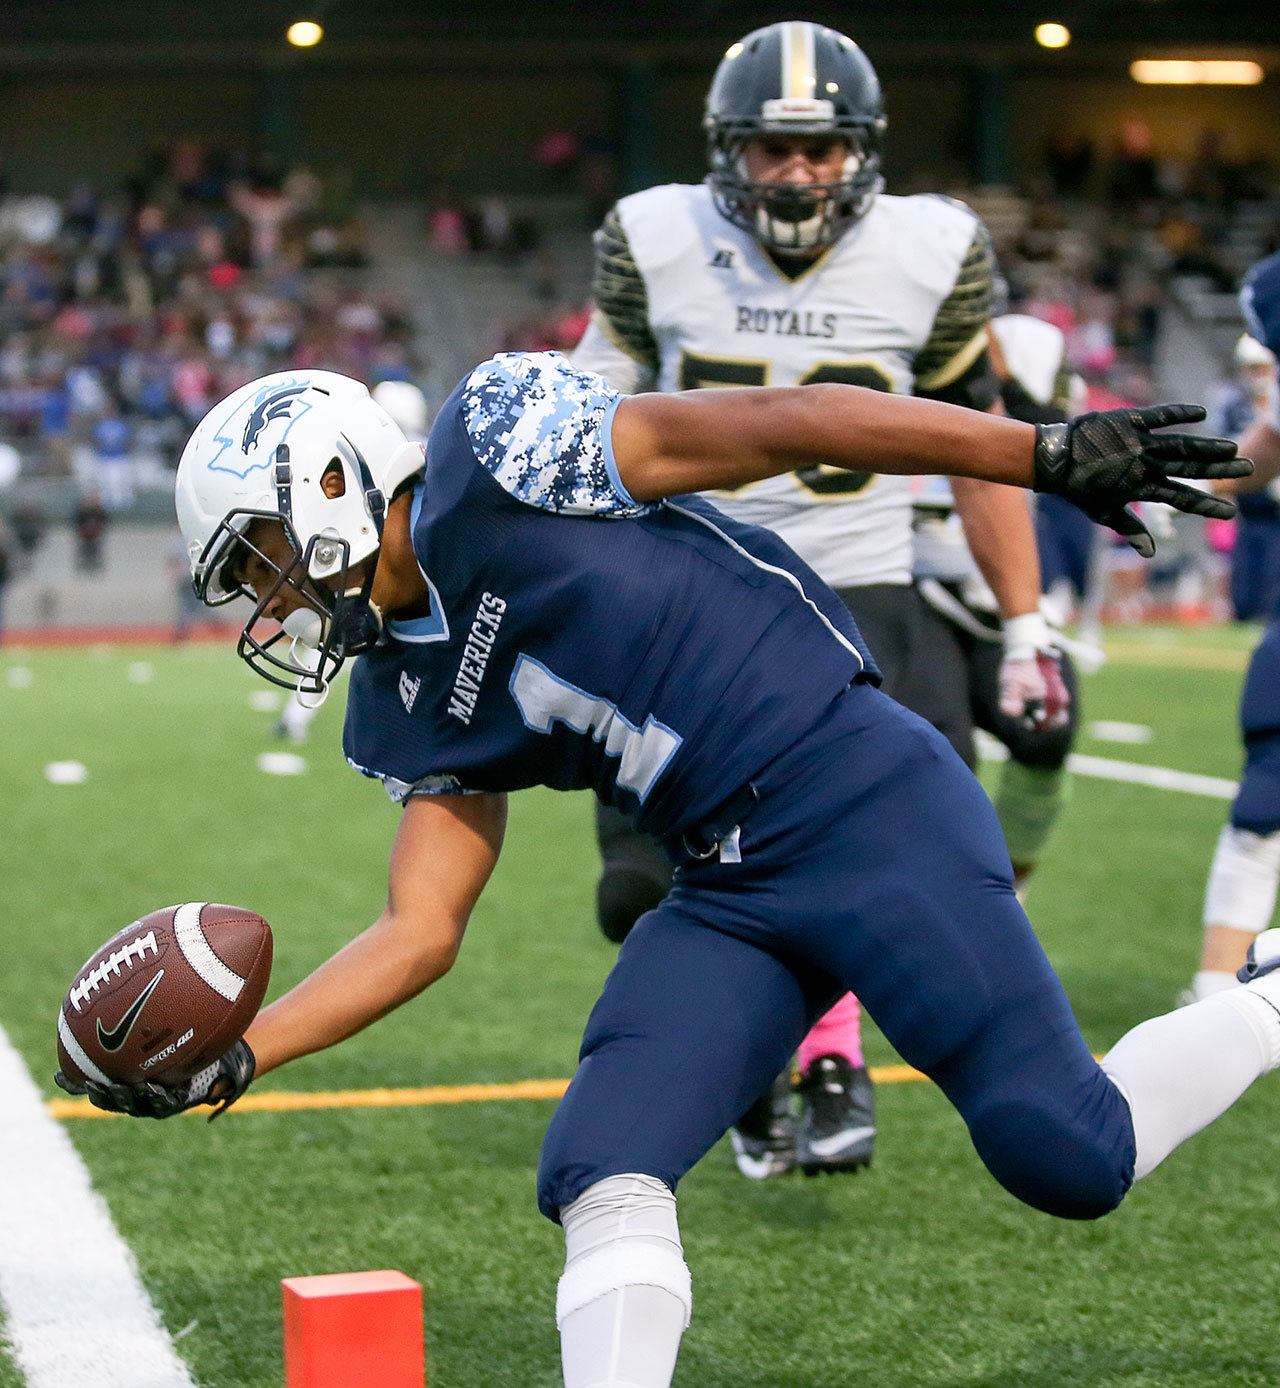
top-left (913, 314), bottom-right (1072, 588)
top-left (572, 181), bottom-right (992, 589)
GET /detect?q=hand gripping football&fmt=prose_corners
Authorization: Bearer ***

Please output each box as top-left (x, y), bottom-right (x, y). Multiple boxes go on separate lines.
top-left (57, 903), bottom-right (272, 1087)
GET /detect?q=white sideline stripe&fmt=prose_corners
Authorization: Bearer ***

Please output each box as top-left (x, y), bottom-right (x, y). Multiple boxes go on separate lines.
top-left (0, 1024), bottom-right (196, 1388)
top-left (1067, 754), bottom-right (1237, 801)
top-left (977, 735), bottom-right (1238, 801)
top-left (55, 1011), bottom-right (109, 1086)
top-left (173, 902), bottom-right (244, 1003)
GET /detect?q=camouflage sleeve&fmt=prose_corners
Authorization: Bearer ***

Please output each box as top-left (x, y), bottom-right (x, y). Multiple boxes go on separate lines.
top-left (345, 759), bottom-right (479, 803)
top-left (589, 206), bottom-right (660, 375)
top-left (461, 351), bottom-right (656, 517)
top-left (914, 217), bottom-right (997, 396)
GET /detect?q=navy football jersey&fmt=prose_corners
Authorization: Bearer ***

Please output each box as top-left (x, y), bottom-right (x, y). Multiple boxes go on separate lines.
top-left (343, 352), bottom-right (878, 841)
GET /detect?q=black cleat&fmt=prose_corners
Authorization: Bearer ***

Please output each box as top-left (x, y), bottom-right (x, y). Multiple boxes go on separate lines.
top-left (729, 1071), bottom-right (796, 1179)
top-left (795, 1054), bottom-right (875, 1175)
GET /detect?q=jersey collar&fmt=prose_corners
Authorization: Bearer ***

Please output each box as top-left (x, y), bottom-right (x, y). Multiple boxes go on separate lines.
top-left (386, 477), bottom-right (450, 644)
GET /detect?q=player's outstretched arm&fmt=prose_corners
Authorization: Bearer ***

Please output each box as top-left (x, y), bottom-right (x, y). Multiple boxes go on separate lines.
top-left (612, 387), bottom-right (1251, 555)
top-left (243, 791), bottom-right (507, 1079)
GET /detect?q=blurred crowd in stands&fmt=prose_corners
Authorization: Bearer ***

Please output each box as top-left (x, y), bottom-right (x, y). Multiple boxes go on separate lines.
top-left (0, 141), bottom-right (420, 514)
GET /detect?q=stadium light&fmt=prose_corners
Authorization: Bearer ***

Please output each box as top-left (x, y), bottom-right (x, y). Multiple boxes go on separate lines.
top-left (286, 20), bottom-right (324, 48)
top-left (1035, 23), bottom-right (1071, 50)
top-left (1130, 59), bottom-right (1263, 85)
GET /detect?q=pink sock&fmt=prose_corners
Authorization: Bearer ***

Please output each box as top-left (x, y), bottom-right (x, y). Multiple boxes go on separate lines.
top-left (797, 993), bottom-right (864, 1074)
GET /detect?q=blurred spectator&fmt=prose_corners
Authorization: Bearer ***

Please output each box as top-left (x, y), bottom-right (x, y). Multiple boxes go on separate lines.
top-left (1045, 132), bottom-right (1094, 199)
top-left (0, 515), bottom-right (11, 642)
top-left (1214, 334), bottom-right (1280, 619)
top-left (90, 405), bottom-right (133, 511)
top-left (428, 188), bottom-right (472, 256)
top-left (1108, 119), bottom-right (1160, 205)
top-left (9, 497), bottom-right (45, 569)
top-left (73, 489), bottom-right (107, 573)
top-left (0, 142), bottom-right (414, 495)
top-left (166, 534), bottom-right (204, 642)
top-left (0, 440), bottom-right (18, 488)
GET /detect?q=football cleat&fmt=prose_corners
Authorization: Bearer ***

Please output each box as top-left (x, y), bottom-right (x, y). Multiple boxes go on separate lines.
top-left (1238, 928), bottom-right (1280, 983)
top-left (729, 1071), bottom-right (796, 1179)
top-left (795, 1054), bottom-right (876, 1175)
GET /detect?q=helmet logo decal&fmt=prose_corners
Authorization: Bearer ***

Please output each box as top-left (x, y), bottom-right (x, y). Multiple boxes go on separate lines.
top-left (241, 383), bottom-right (310, 454)
top-left (207, 377), bottom-right (314, 477)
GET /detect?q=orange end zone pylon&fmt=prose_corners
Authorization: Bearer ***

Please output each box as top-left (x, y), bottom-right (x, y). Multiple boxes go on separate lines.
top-left (283, 1270), bottom-right (425, 1387)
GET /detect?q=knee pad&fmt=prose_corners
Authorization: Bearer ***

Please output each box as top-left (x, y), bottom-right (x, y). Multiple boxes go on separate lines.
top-left (995, 761), bottom-right (1070, 869)
top-left (556, 1174), bottom-right (692, 1330)
top-left (596, 868), bottom-right (668, 944)
top-left (966, 1092), bottom-right (1132, 1220)
top-left (1203, 825), bottom-right (1280, 933)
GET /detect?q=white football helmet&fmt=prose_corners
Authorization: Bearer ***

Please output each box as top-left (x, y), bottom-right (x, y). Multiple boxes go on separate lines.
top-left (372, 379), bottom-right (430, 439)
top-left (175, 370), bottom-right (425, 694)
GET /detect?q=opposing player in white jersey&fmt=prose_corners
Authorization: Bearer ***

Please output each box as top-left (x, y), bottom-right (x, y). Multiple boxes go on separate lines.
top-left (572, 20), bottom-right (1065, 1179)
top-left (273, 380), bottom-right (432, 744)
top-left (912, 313), bottom-right (1082, 892)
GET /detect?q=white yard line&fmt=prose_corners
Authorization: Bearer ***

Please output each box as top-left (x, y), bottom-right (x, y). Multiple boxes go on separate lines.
top-left (1066, 754), bottom-right (1237, 801)
top-left (975, 731), bottom-right (1238, 800)
top-left (0, 1025), bottom-right (196, 1388)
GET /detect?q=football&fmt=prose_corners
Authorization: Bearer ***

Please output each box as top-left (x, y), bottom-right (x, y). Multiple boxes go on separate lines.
top-left (57, 902), bottom-right (272, 1088)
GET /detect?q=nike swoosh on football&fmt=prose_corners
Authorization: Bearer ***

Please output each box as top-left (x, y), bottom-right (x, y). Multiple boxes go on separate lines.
top-left (96, 970), bottom-right (166, 1053)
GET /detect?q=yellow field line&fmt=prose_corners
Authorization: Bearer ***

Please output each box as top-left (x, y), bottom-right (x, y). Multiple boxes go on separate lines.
top-left (47, 1063), bottom-right (931, 1121)
top-left (1103, 641), bottom-right (1248, 672)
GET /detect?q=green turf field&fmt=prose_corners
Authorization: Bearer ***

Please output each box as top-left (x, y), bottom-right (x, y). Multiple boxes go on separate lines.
top-left (1, 628), bottom-right (1274, 1387)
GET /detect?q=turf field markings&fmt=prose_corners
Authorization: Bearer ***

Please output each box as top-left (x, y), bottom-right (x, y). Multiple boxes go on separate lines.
top-left (43, 761), bottom-right (88, 786)
top-left (976, 732), bottom-right (1237, 801)
top-left (48, 1065), bottom-right (933, 1121)
top-left (1104, 641), bottom-right (1248, 672)
top-left (257, 751), bottom-right (307, 776)
top-left (248, 690), bottom-right (283, 712)
top-left (1067, 754), bottom-right (1236, 800)
top-left (127, 662), bottom-right (154, 684)
top-left (5, 667), bottom-right (33, 689)
top-left (1088, 720), bottom-right (1154, 745)
top-left (0, 1024), bottom-right (197, 1388)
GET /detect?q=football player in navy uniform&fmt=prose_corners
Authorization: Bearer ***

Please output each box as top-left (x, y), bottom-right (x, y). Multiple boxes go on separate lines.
top-left (1183, 251), bottom-right (1280, 1002)
top-left (60, 352), bottom-right (1270, 1388)
top-left (572, 22), bottom-right (1069, 1177)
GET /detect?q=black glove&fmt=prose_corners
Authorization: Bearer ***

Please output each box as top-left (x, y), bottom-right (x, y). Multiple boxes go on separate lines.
top-left (54, 1039), bottom-right (256, 1122)
top-left (1032, 404), bottom-right (1251, 557)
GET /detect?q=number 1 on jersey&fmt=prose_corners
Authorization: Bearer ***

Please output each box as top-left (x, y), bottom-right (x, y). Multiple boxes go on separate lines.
top-left (510, 654), bottom-right (683, 803)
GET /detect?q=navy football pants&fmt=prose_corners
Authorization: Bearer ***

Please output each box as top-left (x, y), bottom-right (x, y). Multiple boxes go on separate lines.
top-left (538, 682), bottom-right (1136, 1222)
top-left (1232, 618), bottom-right (1280, 834)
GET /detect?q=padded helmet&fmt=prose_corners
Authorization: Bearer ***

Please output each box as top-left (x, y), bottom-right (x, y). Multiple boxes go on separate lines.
top-left (175, 371), bottom-right (424, 695)
top-left (705, 21), bottom-right (886, 254)
top-left (1242, 251), bottom-right (1280, 358)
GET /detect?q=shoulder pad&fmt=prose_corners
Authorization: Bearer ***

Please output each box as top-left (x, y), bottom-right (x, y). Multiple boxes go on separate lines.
top-left (591, 205), bottom-right (659, 373)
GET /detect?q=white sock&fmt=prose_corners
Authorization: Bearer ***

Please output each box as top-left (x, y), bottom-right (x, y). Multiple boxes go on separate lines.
top-left (1204, 826), bottom-right (1280, 931)
top-left (1190, 969), bottom-right (1238, 1001)
top-left (557, 1174), bottom-right (691, 1388)
top-left (1102, 977), bottom-right (1280, 1180)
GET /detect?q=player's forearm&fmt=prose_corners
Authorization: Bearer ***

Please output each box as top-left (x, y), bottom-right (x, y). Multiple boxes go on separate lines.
top-left (1226, 418), bottom-right (1280, 493)
top-left (950, 475), bottom-right (1042, 619)
top-left (244, 914), bottom-right (461, 1077)
top-left (615, 384), bottom-right (1036, 500)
